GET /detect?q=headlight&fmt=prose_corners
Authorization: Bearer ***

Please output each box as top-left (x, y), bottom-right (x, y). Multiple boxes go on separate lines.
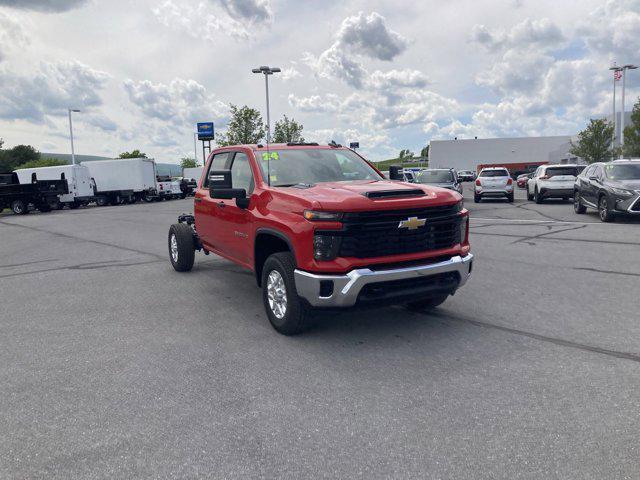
top-left (304, 210), bottom-right (343, 221)
top-left (459, 214), bottom-right (468, 243)
top-left (313, 234), bottom-right (341, 261)
top-left (611, 187), bottom-right (634, 197)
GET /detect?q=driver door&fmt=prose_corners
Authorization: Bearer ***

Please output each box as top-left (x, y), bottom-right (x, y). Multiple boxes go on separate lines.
top-left (195, 151), bottom-right (231, 251)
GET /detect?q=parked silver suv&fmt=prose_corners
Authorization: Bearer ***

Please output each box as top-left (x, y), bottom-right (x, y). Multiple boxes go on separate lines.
top-left (474, 167), bottom-right (514, 203)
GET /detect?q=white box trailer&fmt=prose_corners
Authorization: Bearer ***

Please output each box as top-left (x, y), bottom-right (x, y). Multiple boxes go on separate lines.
top-left (182, 167), bottom-right (204, 184)
top-left (81, 158), bottom-right (157, 205)
top-left (14, 164), bottom-right (94, 208)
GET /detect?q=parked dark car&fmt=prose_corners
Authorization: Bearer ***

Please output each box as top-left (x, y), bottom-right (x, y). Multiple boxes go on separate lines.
top-left (415, 168), bottom-right (463, 194)
top-left (574, 160), bottom-right (640, 222)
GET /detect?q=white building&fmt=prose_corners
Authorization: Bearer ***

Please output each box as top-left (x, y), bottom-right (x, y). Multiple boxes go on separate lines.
top-left (429, 135), bottom-right (582, 174)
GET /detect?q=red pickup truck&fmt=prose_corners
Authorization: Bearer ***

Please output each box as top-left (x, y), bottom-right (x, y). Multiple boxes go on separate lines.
top-left (168, 143), bottom-right (472, 335)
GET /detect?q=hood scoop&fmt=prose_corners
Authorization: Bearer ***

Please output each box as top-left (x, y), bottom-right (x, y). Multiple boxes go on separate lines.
top-left (362, 189), bottom-right (426, 199)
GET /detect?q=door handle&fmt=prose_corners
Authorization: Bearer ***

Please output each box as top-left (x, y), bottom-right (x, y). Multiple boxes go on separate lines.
top-left (216, 201), bottom-right (226, 208)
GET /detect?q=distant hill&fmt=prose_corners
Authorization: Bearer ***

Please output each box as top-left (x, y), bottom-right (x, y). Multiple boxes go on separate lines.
top-left (372, 157), bottom-right (428, 170)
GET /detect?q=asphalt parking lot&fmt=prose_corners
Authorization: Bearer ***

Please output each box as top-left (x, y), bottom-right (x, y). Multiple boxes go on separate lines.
top-left (1, 187), bottom-right (639, 479)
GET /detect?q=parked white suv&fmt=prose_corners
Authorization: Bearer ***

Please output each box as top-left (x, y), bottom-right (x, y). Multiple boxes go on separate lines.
top-left (526, 164), bottom-right (583, 203)
top-left (474, 167), bottom-right (514, 203)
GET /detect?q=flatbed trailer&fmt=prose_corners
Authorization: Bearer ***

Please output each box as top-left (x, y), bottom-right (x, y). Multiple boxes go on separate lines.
top-left (0, 173), bottom-right (69, 214)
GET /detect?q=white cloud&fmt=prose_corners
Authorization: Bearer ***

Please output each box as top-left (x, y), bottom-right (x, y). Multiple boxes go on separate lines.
top-left (368, 69), bottom-right (430, 90)
top-left (471, 18), bottom-right (565, 52)
top-left (153, 0), bottom-right (272, 41)
top-left (0, 12), bottom-right (29, 62)
top-left (123, 77), bottom-right (228, 127)
top-left (0, 60), bottom-right (109, 123)
top-left (304, 11), bottom-right (409, 88)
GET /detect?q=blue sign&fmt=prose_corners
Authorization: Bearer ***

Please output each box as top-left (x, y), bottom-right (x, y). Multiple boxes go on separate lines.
top-left (197, 122), bottom-right (214, 140)
top-left (349, 142), bottom-right (360, 149)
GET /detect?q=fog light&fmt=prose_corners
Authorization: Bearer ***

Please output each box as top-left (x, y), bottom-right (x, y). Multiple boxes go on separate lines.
top-left (313, 234), bottom-right (340, 261)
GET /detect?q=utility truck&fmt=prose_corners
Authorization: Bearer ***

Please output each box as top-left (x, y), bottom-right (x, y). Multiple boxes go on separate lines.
top-left (0, 172), bottom-right (68, 214)
top-left (82, 158), bottom-right (157, 205)
top-left (14, 164), bottom-right (94, 209)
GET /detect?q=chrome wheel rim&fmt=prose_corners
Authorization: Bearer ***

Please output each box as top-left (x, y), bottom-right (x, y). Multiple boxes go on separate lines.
top-left (574, 194), bottom-right (580, 211)
top-left (170, 234), bottom-right (179, 262)
top-left (266, 270), bottom-right (287, 319)
top-left (599, 199), bottom-right (607, 220)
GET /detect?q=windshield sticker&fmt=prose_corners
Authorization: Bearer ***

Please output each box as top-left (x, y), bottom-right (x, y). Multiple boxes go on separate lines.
top-left (262, 152), bottom-right (279, 161)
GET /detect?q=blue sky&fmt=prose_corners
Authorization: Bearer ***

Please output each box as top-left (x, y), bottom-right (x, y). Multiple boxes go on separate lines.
top-left (0, 0), bottom-right (639, 162)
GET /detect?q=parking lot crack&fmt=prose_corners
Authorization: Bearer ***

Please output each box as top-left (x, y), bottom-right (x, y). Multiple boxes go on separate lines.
top-left (425, 311), bottom-right (640, 364)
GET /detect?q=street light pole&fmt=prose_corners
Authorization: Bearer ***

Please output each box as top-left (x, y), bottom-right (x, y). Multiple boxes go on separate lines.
top-left (68, 108), bottom-right (80, 165)
top-left (609, 65), bottom-right (621, 146)
top-left (620, 64), bottom-right (638, 155)
top-left (251, 66), bottom-right (281, 144)
top-left (193, 132), bottom-right (198, 164)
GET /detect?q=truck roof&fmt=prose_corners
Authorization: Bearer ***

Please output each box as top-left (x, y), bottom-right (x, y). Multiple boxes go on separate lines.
top-left (214, 143), bottom-right (350, 151)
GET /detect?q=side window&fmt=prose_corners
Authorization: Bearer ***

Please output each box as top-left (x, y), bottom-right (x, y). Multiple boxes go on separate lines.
top-left (229, 152), bottom-right (254, 194)
top-left (203, 152), bottom-right (230, 187)
top-left (583, 165), bottom-right (594, 178)
top-left (594, 166), bottom-right (604, 180)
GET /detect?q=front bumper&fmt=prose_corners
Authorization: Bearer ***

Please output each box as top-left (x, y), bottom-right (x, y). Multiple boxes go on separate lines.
top-left (294, 254), bottom-right (473, 308)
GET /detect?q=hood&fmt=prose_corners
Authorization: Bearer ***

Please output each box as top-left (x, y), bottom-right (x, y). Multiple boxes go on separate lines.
top-left (612, 179), bottom-right (640, 191)
top-left (275, 180), bottom-right (461, 211)
top-left (423, 182), bottom-right (456, 189)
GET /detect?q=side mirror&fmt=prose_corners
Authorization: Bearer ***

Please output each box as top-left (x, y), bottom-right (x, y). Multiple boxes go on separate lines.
top-left (208, 170), bottom-right (250, 208)
top-left (389, 165), bottom-right (403, 181)
top-left (589, 175), bottom-right (598, 181)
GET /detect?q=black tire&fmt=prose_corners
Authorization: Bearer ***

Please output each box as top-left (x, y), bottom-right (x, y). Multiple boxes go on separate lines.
top-left (11, 199), bottom-right (28, 215)
top-left (573, 192), bottom-right (586, 214)
top-left (143, 194), bottom-right (154, 203)
top-left (261, 252), bottom-right (312, 335)
top-left (598, 195), bottom-right (614, 223)
top-left (168, 223), bottom-right (195, 272)
top-left (534, 188), bottom-right (543, 204)
top-left (474, 194), bottom-right (481, 203)
top-left (507, 193), bottom-right (514, 203)
top-left (37, 203), bottom-right (51, 213)
top-left (68, 201), bottom-right (80, 209)
top-left (526, 186), bottom-right (533, 201)
top-left (96, 196), bottom-right (108, 207)
top-left (52, 201), bottom-right (63, 210)
top-left (406, 294), bottom-right (449, 311)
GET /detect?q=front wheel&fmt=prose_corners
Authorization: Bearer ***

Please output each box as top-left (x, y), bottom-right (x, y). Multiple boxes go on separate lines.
top-left (598, 196), bottom-right (614, 222)
top-left (573, 192), bottom-right (586, 214)
top-left (526, 186), bottom-right (533, 201)
top-left (534, 188), bottom-right (543, 204)
top-left (168, 223), bottom-right (195, 272)
top-left (507, 193), bottom-right (514, 203)
top-left (261, 252), bottom-right (312, 335)
top-left (11, 199), bottom-right (28, 215)
top-left (406, 294), bottom-right (449, 312)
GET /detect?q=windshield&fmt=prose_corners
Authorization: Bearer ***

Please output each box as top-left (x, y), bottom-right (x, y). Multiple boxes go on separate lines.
top-left (605, 163), bottom-right (640, 180)
top-left (417, 170), bottom-right (454, 183)
top-left (256, 149), bottom-right (382, 186)
top-left (546, 167), bottom-right (578, 177)
top-left (479, 170), bottom-right (509, 177)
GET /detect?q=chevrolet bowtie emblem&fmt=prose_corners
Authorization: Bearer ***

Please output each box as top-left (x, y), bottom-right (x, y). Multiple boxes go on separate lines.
top-left (398, 216), bottom-right (426, 230)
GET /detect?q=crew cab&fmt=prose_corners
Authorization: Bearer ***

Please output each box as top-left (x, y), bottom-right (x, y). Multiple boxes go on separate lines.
top-left (168, 143), bottom-right (472, 335)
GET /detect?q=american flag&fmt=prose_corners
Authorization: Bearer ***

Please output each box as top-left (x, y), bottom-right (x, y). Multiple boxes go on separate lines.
top-left (614, 70), bottom-right (622, 81)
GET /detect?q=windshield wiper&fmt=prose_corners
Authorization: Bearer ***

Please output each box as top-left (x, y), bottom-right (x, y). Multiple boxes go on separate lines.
top-left (273, 183), bottom-right (315, 188)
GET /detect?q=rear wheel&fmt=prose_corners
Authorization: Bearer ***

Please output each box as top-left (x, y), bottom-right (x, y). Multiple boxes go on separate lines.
top-left (507, 193), bottom-right (514, 203)
top-left (11, 199), bottom-right (28, 215)
top-left (168, 223), bottom-right (195, 272)
top-left (474, 194), bottom-right (481, 203)
top-left (68, 201), bottom-right (80, 209)
top-left (598, 195), bottom-right (614, 222)
top-left (96, 196), bottom-right (108, 207)
top-left (534, 188), bottom-right (543, 204)
top-left (526, 186), bottom-right (533, 201)
top-left (406, 294), bottom-right (449, 311)
top-left (573, 192), bottom-right (586, 214)
top-left (261, 252), bottom-right (312, 335)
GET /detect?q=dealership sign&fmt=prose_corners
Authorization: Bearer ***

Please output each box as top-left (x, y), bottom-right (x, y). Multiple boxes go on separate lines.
top-left (197, 122), bottom-right (215, 141)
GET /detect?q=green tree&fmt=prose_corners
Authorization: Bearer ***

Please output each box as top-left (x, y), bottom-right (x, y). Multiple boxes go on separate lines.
top-left (119, 149), bottom-right (147, 159)
top-left (623, 97), bottom-right (640, 158)
top-left (180, 157), bottom-right (199, 168)
top-left (273, 115), bottom-right (305, 143)
top-left (569, 119), bottom-right (615, 164)
top-left (18, 157), bottom-right (67, 169)
top-left (398, 149), bottom-right (415, 162)
top-left (420, 145), bottom-right (429, 158)
top-left (217, 104), bottom-right (265, 146)
top-left (0, 144), bottom-right (40, 172)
